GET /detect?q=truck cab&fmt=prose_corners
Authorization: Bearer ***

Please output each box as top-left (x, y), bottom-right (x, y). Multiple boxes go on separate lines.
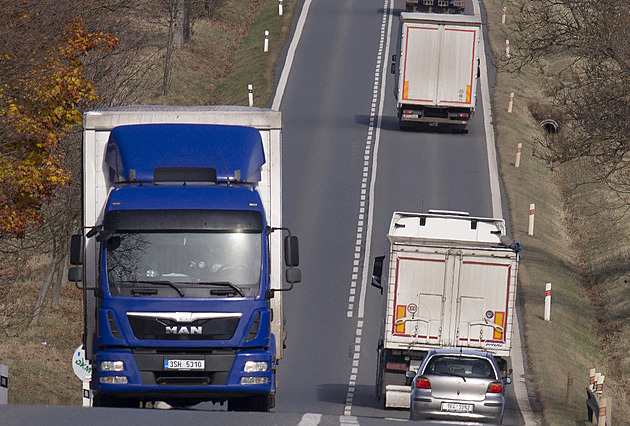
top-left (69, 108), bottom-right (299, 411)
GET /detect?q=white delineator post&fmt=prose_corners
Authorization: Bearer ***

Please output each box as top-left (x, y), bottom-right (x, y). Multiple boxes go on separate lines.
top-left (515, 142), bottom-right (522, 168)
top-left (0, 364), bottom-right (7, 404)
top-left (502, 7), bottom-right (507, 24)
top-left (248, 84), bottom-right (254, 107)
top-left (589, 368), bottom-right (596, 391)
top-left (544, 283), bottom-right (551, 321)
top-left (528, 203), bottom-right (535, 236)
top-left (508, 92), bottom-right (514, 113)
top-left (279, 0), bottom-right (283, 15)
top-left (264, 30), bottom-right (269, 52)
top-left (506, 39), bottom-right (511, 58)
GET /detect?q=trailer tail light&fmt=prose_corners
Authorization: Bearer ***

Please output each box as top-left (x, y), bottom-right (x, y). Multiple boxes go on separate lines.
top-left (455, 112), bottom-right (470, 118)
top-left (386, 362), bottom-right (407, 371)
top-left (415, 376), bottom-right (431, 389)
top-left (487, 381), bottom-right (503, 393)
top-left (402, 110), bottom-right (415, 115)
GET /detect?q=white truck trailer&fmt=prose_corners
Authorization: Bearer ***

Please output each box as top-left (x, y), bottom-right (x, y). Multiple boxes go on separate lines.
top-left (392, 13), bottom-right (481, 132)
top-left (371, 211), bottom-right (521, 408)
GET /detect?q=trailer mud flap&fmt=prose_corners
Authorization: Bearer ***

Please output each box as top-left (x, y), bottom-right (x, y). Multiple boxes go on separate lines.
top-left (385, 385), bottom-right (412, 408)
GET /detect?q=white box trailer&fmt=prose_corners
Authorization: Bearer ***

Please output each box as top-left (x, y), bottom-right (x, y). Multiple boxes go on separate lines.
top-left (80, 106), bottom-right (286, 360)
top-left (372, 211), bottom-right (520, 408)
top-left (393, 13), bottom-right (481, 132)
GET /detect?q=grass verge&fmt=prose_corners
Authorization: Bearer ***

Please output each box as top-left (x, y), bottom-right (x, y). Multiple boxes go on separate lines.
top-left (482, 0), bottom-right (620, 423)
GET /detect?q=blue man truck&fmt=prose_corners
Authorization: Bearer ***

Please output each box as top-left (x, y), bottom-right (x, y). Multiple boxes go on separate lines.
top-left (68, 106), bottom-right (301, 411)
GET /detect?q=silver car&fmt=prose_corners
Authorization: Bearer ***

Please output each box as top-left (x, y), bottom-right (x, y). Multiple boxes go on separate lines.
top-left (410, 348), bottom-right (511, 423)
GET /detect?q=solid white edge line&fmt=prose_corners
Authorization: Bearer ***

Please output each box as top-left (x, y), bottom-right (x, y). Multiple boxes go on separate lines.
top-left (473, 0), bottom-right (536, 424)
top-left (271, 0), bottom-right (314, 111)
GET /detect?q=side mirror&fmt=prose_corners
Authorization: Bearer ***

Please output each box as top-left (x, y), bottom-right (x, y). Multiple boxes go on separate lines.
top-left (371, 255), bottom-right (385, 294)
top-left (70, 234), bottom-right (84, 266)
top-left (284, 235), bottom-right (299, 267)
top-left (503, 377), bottom-right (512, 385)
top-left (285, 268), bottom-right (302, 284)
top-left (405, 370), bottom-right (416, 379)
top-left (68, 266), bottom-right (83, 283)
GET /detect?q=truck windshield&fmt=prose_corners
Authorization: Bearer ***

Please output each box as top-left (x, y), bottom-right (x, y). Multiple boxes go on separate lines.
top-left (106, 232), bottom-right (262, 298)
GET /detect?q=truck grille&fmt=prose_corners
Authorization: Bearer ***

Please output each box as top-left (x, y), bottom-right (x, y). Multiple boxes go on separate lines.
top-left (128, 316), bottom-right (240, 340)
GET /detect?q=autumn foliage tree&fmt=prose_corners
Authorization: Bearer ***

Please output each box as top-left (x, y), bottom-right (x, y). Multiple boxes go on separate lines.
top-left (0, 1), bottom-right (117, 237)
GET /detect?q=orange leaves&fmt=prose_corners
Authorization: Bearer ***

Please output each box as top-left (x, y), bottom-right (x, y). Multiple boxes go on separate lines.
top-left (0, 17), bottom-right (117, 237)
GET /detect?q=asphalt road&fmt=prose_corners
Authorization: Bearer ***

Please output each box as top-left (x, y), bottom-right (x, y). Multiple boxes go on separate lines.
top-left (0, 1), bottom-right (530, 424)
top-left (275, 0), bottom-right (526, 423)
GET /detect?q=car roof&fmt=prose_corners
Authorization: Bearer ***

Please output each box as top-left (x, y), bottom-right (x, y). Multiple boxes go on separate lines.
top-left (426, 348), bottom-right (495, 359)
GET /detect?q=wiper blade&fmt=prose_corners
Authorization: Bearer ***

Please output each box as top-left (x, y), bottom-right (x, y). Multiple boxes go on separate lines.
top-left (195, 281), bottom-right (245, 297)
top-left (117, 280), bottom-right (185, 297)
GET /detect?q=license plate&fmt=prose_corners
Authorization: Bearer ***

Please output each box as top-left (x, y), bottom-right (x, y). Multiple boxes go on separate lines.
top-left (403, 114), bottom-right (419, 119)
top-left (441, 402), bottom-right (473, 413)
top-left (164, 359), bottom-right (205, 370)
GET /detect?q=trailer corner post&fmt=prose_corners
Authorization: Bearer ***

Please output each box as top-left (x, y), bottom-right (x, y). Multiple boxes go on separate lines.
top-left (528, 203), bottom-right (535, 236)
top-left (0, 364), bottom-right (7, 404)
top-left (544, 282), bottom-right (551, 321)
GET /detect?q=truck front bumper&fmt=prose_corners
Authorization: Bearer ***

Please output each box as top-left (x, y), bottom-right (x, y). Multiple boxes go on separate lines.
top-left (93, 347), bottom-right (275, 403)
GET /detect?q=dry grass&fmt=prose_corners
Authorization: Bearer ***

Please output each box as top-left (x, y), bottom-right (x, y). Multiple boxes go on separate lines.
top-left (483, 0), bottom-right (625, 423)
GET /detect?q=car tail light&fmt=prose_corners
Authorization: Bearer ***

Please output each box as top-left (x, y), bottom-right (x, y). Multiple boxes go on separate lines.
top-left (487, 381), bottom-right (503, 393)
top-left (415, 376), bottom-right (431, 389)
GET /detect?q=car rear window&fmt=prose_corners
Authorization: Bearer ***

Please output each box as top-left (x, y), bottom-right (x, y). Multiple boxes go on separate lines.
top-left (424, 355), bottom-right (496, 379)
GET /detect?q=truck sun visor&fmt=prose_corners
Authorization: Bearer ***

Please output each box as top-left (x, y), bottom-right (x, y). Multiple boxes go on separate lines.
top-left (105, 124), bottom-right (265, 183)
top-left (103, 209), bottom-right (264, 232)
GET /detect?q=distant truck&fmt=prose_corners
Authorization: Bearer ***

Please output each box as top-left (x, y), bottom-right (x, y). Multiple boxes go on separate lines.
top-left (371, 211), bottom-right (521, 408)
top-left (405, 0), bottom-right (466, 13)
top-left (68, 106), bottom-right (301, 411)
top-left (392, 13), bottom-right (481, 132)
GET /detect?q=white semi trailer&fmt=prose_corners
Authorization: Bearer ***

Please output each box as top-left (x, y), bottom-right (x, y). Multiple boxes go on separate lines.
top-left (392, 13), bottom-right (481, 132)
top-left (372, 211), bottom-right (521, 408)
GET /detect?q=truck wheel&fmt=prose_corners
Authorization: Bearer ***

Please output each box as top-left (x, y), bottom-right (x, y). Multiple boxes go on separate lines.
top-left (93, 394), bottom-right (138, 408)
top-left (228, 395), bottom-right (271, 412)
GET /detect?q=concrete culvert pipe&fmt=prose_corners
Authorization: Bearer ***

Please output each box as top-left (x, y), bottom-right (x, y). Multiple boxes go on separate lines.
top-left (540, 119), bottom-right (558, 134)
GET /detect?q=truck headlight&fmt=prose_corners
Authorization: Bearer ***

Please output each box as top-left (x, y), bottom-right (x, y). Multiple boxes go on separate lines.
top-left (100, 361), bottom-right (124, 371)
top-left (99, 376), bottom-right (128, 384)
top-left (244, 361), bottom-right (268, 372)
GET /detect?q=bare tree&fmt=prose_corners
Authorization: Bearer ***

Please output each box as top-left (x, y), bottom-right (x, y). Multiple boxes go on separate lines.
top-left (511, 1), bottom-right (630, 201)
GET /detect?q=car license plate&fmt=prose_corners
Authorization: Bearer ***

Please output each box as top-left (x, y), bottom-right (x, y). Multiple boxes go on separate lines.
top-left (403, 114), bottom-right (419, 119)
top-left (164, 359), bottom-right (205, 370)
top-left (441, 402), bottom-right (473, 413)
